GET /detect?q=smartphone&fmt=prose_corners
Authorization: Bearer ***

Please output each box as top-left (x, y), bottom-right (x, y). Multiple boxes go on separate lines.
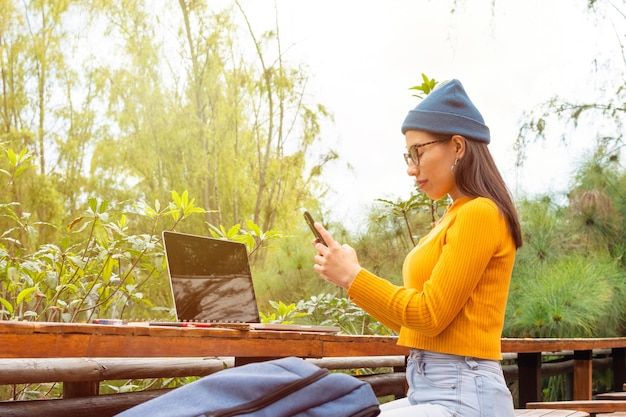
top-left (303, 210), bottom-right (327, 246)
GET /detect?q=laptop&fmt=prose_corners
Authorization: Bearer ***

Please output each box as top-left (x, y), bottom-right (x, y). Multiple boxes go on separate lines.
top-left (161, 231), bottom-right (339, 333)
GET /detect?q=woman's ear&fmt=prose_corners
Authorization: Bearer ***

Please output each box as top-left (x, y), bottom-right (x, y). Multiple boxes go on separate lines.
top-left (451, 135), bottom-right (466, 159)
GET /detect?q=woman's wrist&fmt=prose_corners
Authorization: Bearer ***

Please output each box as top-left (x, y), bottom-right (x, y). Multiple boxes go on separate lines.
top-left (343, 266), bottom-right (362, 290)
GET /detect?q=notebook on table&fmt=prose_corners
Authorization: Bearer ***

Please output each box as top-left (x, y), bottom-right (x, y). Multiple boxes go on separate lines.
top-left (161, 230), bottom-right (340, 333)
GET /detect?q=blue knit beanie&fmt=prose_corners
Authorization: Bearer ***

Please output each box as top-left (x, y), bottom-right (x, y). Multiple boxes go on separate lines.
top-left (401, 79), bottom-right (490, 144)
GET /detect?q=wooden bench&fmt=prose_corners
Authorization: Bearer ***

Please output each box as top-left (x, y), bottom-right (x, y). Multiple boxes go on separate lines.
top-left (0, 396), bottom-right (591, 417)
top-left (597, 393), bottom-right (626, 400)
top-left (0, 391), bottom-right (169, 417)
top-left (0, 398), bottom-right (592, 417)
top-left (515, 411), bottom-right (588, 416)
top-left (527, 400), bottom-right (626, 414)
top-left (0, 356), bottom-right (406, 417)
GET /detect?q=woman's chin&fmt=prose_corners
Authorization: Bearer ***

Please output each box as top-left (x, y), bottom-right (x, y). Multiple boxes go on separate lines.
top-left (424, 191), bottom-right (442, 201)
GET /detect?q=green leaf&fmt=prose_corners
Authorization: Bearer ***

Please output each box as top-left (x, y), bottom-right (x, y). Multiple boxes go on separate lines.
top-left (16, 287), bottom-right (39, 306)
top-left (101, 255), bottom-right (114, 283)
top-left (6, 149), bottom-right (17, 166)
top-left (171, 190), bottom-right (182, 206)
top-left (88, 197), bottom-right (98, 213)
top-left (0, 297), bottom-right (14, 314)
top-left (408, 73), bottom-right (440, 98)
top-left (98, 199), bottom-right (109, 214)
top-left (118, 214), bottom-right (127, 229)
top-left (226, 224), bottom-right (241, 239)
top-left (246, 221), bottom-right (261, 237)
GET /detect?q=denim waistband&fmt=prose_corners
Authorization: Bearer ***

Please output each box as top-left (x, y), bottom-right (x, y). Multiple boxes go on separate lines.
top-left (408, 348), bottom-right (502, 375)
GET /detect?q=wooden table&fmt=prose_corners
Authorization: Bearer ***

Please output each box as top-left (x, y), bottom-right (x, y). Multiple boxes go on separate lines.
top-left (0, 320), bottom-right (408, 358)
top-left (0, 321), bottom-right (624, 408)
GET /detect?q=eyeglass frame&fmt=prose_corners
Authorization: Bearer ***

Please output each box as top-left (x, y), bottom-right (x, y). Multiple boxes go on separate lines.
top-left (403, 137), bottom-right (451, 166)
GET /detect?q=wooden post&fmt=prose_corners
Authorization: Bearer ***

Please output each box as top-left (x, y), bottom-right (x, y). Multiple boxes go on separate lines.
top-left (517, 352), bottom-right (542, 408)
top-left (613, 347), bottom-right (626, 392)
top-left (573, 350), bottom-right (592, 400)
top-left (63, 381), bottom-right (99, 399)
top-left (392, 356), bottom-right (408, 399)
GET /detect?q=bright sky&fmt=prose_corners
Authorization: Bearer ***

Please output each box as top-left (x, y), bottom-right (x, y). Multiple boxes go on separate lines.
top-left (236, 0), bottom-right (621, 229)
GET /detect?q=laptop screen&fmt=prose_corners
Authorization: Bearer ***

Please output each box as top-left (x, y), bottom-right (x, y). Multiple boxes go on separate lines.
top-left (162, 231), bottom-right (260, 323)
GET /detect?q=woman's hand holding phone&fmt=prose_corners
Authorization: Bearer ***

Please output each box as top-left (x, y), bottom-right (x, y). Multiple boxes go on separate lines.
top-left (304, 210), bottom-right (361, 289)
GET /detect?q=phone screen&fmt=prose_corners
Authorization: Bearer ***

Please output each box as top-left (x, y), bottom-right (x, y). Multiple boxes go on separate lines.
top-left (303, 210), bottom-right (327, 246)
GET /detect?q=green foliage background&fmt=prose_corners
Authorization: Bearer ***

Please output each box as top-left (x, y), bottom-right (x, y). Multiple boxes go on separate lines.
top-left (0, 0), bottom-right (624, 340)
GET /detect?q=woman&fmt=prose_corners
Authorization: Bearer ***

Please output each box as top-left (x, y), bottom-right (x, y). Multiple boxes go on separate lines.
top-left (311, 79), bottom-right (522, 417)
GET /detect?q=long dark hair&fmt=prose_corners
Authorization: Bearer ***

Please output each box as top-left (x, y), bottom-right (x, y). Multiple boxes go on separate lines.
top-left (452, 136), bottom-right (523, 249)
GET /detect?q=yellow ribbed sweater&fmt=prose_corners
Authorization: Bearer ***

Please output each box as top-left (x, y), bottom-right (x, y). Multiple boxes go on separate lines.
top-left (347, 196), bottom-right (516, 360)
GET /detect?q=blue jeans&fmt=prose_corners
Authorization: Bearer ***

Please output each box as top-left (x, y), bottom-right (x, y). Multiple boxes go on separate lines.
top-left (380, 349), bottom-right (514, 417)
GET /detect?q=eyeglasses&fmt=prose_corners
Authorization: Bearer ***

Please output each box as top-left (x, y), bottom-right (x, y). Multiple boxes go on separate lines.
top-left (403, 140), bottom-right (443, 166)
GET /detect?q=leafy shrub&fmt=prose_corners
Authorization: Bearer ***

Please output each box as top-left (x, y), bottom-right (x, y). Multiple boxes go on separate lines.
top-left (0, 191), bottom-right (204, 322)
top-left (505, 254), bottom-right (626, 338)
top-left (258, 292), bottom-right (396, 336)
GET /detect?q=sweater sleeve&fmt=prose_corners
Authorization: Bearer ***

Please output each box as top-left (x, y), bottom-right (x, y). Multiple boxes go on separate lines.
top-left (347, 269), bottom-right (404, 333)
top-left (348, 199), bottom-right (504, 337)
